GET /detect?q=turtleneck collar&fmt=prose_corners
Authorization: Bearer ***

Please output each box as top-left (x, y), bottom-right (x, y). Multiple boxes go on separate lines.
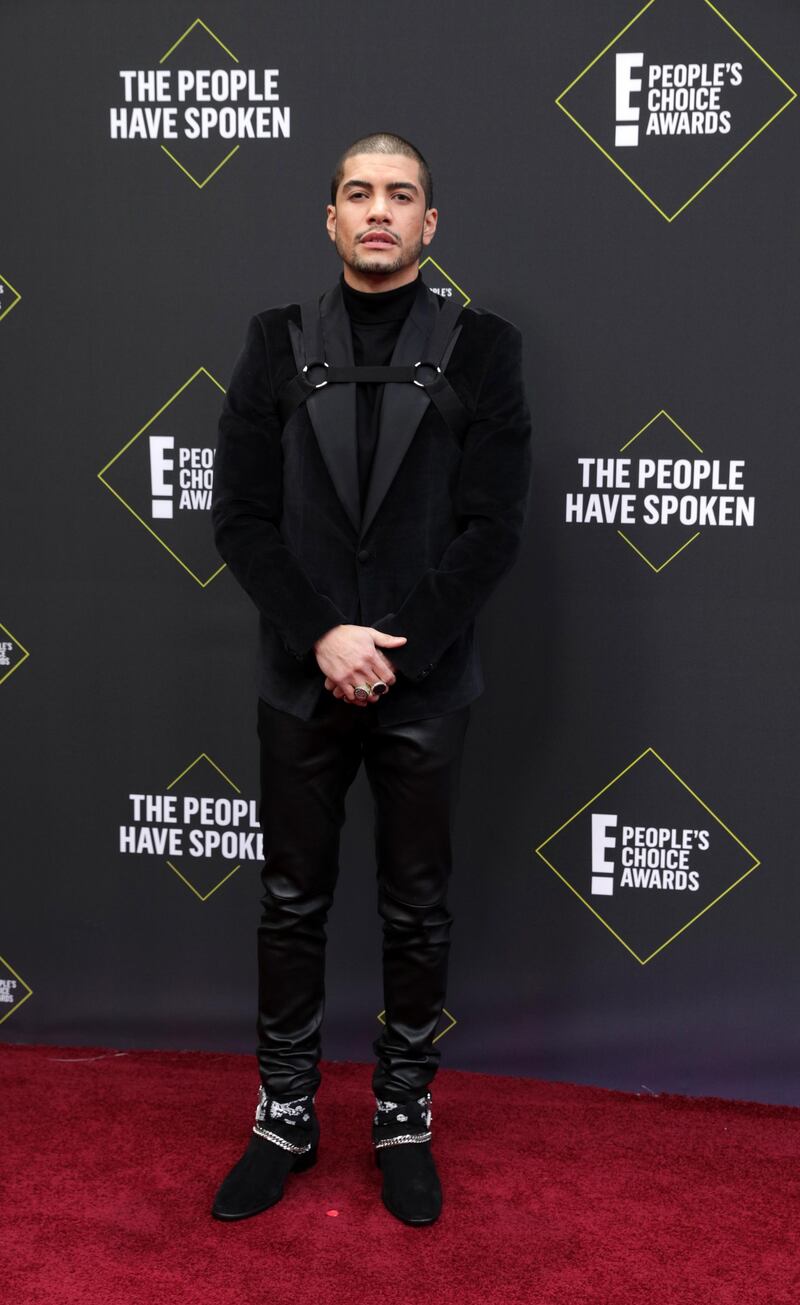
top-left (339, 270), bottom-right (420, 324)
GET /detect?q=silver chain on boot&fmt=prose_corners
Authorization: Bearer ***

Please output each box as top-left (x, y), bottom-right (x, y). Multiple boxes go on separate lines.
top-left (252, 1084), bottom-right (315, 1154)
top-left (373, 1090), bottom-right (433, 1149)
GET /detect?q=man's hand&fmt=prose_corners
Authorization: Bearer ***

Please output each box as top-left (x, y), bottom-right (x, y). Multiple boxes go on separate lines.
top-left (314, 625), bottom-right (407, 706)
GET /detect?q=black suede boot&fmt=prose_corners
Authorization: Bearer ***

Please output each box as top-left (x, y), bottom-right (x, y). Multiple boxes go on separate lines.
top-left (372, 1090), bottom-right (442, 1225)
top-left (211, 1086), bottom-right (319, 1221)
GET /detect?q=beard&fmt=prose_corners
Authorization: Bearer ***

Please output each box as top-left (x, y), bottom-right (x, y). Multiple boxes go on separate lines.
top-left (336, 227), bottom-right (424, 277)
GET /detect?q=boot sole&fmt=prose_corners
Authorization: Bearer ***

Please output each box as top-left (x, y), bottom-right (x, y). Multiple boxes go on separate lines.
top-left (380, 1194), bottom-right (442, 1226)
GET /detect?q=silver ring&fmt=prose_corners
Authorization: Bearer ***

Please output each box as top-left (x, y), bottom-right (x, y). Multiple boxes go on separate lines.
top-left (412, 360), bottom-right (442, 388)
top-left (303, 361), bottom-right (329, 388)
top-left (353, 680), bottom-right (388, 701)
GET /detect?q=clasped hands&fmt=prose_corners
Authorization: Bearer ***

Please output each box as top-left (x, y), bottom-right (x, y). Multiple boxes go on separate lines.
top-left (313, 624), bottom-right (408, 707)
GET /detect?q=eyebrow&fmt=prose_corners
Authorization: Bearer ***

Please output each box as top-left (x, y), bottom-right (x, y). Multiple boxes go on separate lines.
top-left (342, 179), bottom-right (419, 194)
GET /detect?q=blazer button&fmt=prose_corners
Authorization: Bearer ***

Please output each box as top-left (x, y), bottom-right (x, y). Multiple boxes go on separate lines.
top-left (357, 548), bottom-right (372, 563)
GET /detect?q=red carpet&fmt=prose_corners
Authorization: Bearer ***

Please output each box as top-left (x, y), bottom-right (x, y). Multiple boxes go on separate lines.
top-left (1, 1043), bottom-right (798, 1305)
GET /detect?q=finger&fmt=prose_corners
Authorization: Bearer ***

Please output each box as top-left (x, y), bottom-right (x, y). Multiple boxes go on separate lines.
top-left (368, 667), bottom-right (394, 693)
top-left (332, 683), bottom-right (360, 702)
top-left (352, 659), bottom-right (394, 688)
top-left (369, 652), bottom-right (397, 684)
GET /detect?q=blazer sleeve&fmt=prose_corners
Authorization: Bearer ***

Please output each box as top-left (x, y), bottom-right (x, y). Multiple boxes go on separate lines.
top-left (372, 320), bottom-right (532, 682)
top-left (211, 314), bottom-right (347, 659)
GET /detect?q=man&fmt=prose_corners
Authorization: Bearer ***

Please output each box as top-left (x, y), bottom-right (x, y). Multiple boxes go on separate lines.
top-left (209, 132), bottom-right (532, 1226)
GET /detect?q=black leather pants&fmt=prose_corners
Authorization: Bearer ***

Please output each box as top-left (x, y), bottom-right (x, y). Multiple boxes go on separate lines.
top-left (255, 690), bottom-right (471, 1101)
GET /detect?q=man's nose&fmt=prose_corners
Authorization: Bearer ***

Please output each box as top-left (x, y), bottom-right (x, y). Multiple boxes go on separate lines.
top-left (366, 196), bottom-right (392, 221)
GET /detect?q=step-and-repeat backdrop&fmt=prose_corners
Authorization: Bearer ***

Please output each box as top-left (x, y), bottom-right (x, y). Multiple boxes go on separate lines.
top-left (2, 0), bottom-right (798, 1104)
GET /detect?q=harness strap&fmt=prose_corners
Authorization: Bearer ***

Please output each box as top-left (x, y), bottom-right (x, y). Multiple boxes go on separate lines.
top-left (299, 296), bottom-right (325, 365)
top-left (424, 370), bottom-right (470, 440)
top-left (315, 365), bottom-right (417, 383)
top-left (277, 293), bottom-right (469, 439)
top-left (423, 296), bottom-right (463, 364)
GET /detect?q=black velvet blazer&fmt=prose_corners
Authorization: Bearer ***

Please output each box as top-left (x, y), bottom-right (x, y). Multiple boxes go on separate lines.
top-left (211, 275), bottom-right (533, 724)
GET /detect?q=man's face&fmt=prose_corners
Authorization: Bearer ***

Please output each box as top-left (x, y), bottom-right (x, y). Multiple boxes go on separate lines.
top-left (326, 152), bottom-right (437, 287)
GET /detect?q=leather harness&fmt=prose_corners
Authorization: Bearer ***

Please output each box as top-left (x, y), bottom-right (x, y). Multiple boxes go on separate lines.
top-left (277, 293), bottom-right (470, 440)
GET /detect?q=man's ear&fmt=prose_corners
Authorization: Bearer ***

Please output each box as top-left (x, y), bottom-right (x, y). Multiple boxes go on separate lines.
top-left (325, 203), bottom-right (337, 243)
top-left (422, 207), bottom-right (438, 246)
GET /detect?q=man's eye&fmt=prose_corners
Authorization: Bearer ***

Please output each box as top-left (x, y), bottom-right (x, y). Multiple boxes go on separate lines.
top-left (348, 191), bottom-right (411, 201)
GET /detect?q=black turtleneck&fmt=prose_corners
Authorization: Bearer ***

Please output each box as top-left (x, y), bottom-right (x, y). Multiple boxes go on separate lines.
top-left (340, 271), bottom-right (419, 513)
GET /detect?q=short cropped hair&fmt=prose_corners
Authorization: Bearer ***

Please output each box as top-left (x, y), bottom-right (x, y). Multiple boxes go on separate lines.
top-left (330, 132), bottom-right (433, 209)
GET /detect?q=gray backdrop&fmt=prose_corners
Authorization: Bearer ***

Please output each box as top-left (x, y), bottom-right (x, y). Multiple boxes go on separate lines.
top-left (2, 0), bottom-right (798, 1104)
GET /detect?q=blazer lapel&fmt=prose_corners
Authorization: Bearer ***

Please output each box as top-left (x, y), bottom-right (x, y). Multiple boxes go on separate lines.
top-left (358, 277), bottom-right (437, 540)
top-left (294, 280), bottom-right (362, 536)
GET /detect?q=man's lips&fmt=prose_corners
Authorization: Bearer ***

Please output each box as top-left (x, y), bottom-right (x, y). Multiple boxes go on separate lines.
top-left (360, 233), bottom-right (397, 247)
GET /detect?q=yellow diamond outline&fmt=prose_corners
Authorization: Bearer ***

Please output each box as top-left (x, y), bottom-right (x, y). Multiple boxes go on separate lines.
top-left (158, 18), bottom-right (242, 188)
top-left (0, 954), bottom-right (33, 1026)
top-left (615, 408), bottom-right (710, 571)
top-left (419, 256), bottom-right (471, 307)
top-left (158, 143), bottom-right (241, 190)
top-left (0, 620), bottom-right (30, 687)
top-left (97, 366), bottom-right (227, 588)
top-left (377, 1005), bottom-right (457, 1044)
top-left (535, 746), bottom-right (761, 964)
top-left (555, 0), bottom-right (797, 222)
top-left (0, 273), bottom-right (22, 323)
top-left (160, 17), bottom-right (238, 63)
top-left (162, 752), bottom-right (245, 900)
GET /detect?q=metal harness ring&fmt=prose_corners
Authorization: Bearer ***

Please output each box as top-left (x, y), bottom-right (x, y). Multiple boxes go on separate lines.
top-left (412, 360), bottom-right (442, 389)
top-left (303, 361), bottom-right (330, 388)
